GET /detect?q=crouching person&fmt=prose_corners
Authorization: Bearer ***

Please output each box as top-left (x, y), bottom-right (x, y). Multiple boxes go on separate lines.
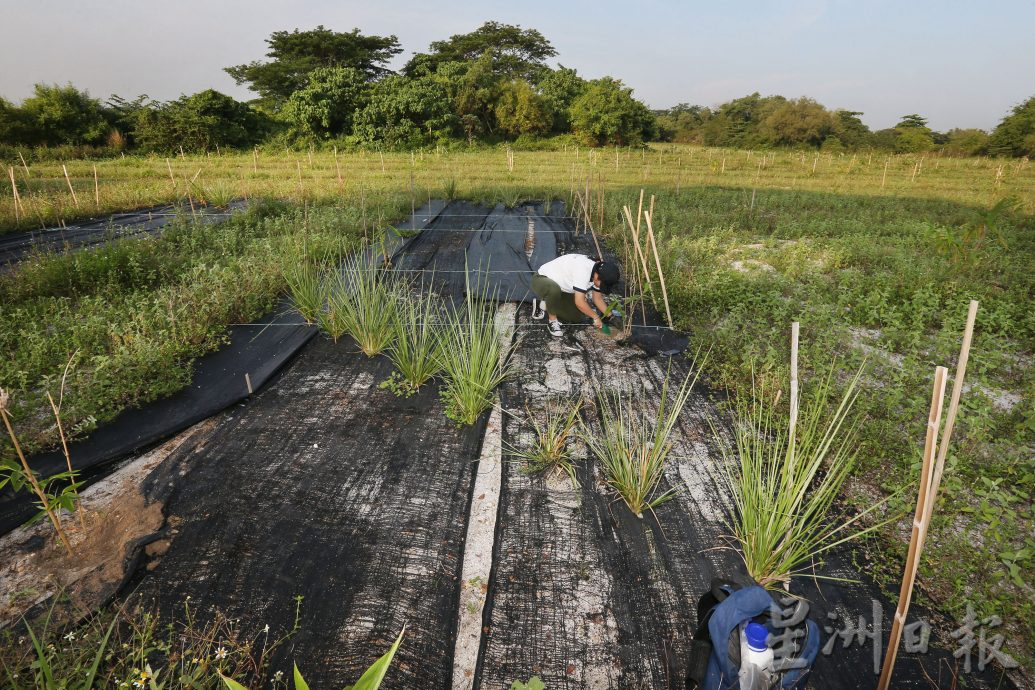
top-left (530, 253), bottom-right (620, 337)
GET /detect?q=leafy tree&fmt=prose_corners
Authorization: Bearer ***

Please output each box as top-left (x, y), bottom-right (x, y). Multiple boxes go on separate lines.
top-left (434, 53), bottom-right (501, 143)
top-left (225, 26), bottom-right (401, 108)
top-left (871, 128), bottom-right (899, 150)
top-left (759, 97), bottom-right (834, 147)
top-left (536, 66), bottom-right (587, 132)
top-left (0, 97), bottom-right (30, 144)
top-left (942, 128), bottom-right (990, 156)
top-left (284, 66), bottom-right (368, 138)
top-left (832, 110), bottom-right (872, 149)
top-left (988, 96), bottom-right (1035, 157)
top-left (702, 93), bottom-right (776, 147)
top-left (655, 103), bottom-right (709, 143)
top-left (353, 76), bottom-right (458, 148)
top-left (133, 90), bottom-right (265, 152)
top-left (495, 80), bottom-right (551, 137)
top-left (19, 83), bottom-right (108, 146)
top-left (893, 113), bottom-right (934, 152)
top-left (404, 22), bottom-right (556, 81)
top-left (106, 94), bottom-right (155, 147)
top-left (569, 78), bottom-right (656, 147)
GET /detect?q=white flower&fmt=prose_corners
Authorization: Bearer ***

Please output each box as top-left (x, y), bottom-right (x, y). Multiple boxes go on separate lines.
top-left (64, 631), bottom-right (76, 641)
top-left (215, 646), bottom-right (228, 660)
top-left (263, 624), bottom-right (270, 634)
top-left (274, 670), bottom-right (284, 680)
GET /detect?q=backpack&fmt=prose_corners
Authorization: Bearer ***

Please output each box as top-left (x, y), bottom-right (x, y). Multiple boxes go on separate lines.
top-left (686, 580), bottom-right (821, 690)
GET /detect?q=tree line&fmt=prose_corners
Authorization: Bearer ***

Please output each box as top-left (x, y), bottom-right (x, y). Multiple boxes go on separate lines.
top-left (654, 95), bottom-right (1035, 157)
top-left (1, 22), bottom-right (1033, 158)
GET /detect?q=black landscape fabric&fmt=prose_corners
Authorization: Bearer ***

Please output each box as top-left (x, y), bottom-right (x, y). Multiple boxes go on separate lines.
top-left (131, 340), bottom-right (489, 688)
top-left (391, 199), bottom-right (564, 303)
top-left (0, 202), bottom-right (449, 537)
top-left (0, 200), bottom-right (247, 269)
top-left (0, 300), bottom-right (316, 535)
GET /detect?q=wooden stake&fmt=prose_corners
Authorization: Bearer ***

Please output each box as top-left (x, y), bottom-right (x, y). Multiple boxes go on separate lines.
top-left (9, 167), bottom-right (20, 222)
top-left (297, 160), bottom-right (304, 197)
top-left (18, 151), bottom-right (30, 177)
top-left (334, 145), bottom-right (342, 187)
top-left (62, 165), bottom-right (80, 208)
top-left (166, 158), bottom-right (176, 188)
top-left (881, 158), bottom-right (890, 189)
top-left (623, 205), bottom-right (652, 284)
top-left (93, 164), bottom-right (99, 209)
top-left (252, 147), bottom-right (258, 173)
top-left (789, 321), bottom-right (800, 461)
top-left (379, 150), bottom-right (385, 173)
top-left (643, 210), bottom-right (673, 327)
top-left (245, 373), bottom-right (253, 395)
top-left (877, 366), bottom-right (948, 690)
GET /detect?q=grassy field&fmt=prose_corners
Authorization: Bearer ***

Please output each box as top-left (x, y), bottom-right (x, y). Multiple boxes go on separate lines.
top-left (2, 144), bottom-right (1033, 669)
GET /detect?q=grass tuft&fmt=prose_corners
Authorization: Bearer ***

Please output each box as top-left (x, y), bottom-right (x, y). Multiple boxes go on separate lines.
top-left (437, 268), bottom-right (516, 425)
top-left (717, 364), bottom-right (900, 589)
top-left (507, 396), bottom-right (583, 489)
top-left (583, 365), bottom-right (700, 518)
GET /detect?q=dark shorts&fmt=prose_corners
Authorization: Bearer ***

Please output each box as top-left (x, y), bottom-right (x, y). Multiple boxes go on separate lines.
top-left (531, 274), bottom-right (587, 324)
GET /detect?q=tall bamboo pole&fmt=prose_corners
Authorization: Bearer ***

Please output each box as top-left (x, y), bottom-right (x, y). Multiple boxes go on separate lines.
top-left (877, 366), bottom-right (947, 690)
top-left (878, 301), bottom-right (978, 688)
top-left (643, 209), bottom-right (672, 327)
top-left (93, 164), bottom-right (100, 209)
top-left (62, 165), bottom-right (80, 208)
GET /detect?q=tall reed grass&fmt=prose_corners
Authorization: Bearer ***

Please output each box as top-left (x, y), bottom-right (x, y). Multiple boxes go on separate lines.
top-left (437, 271), bottom-right (516, 425)
top-left (718, 366), bottom-right (898, 588)
top-left (385, 283), bottom-right (443, 394)
top-left (583, 366), bottom-right (700, 518)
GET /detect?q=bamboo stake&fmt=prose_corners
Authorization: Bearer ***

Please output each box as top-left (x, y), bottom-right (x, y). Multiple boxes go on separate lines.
top-left (18, 151), bottom-right (30, 177)
top-left (379, 150), bottom-right (385, 173)
top-left (788, 321), bottom-right (800, 465)
top-left (8, 167), bottom-right (23, 222)
top-left (62, 165), bottom-right (80, 208)
top-left (623, 205), bottom-right (652, 285)
top-left (635, 189), bottom-right (644, 243)
top-left (334, 145), bottom-right (342, 187)
top-left (881, 158), bottom-right (890, 189)
top-left (93, 164), bottom-right (99, 209)
top-left (922, 300), bottom-right (978, 536)
top-left (296, 160), bottom-right (304, 197)
top-left (252, 147), bottom-right (258, 173)
top-left (166, 158), bottom-right (176, 189)
top-left (877, 366), bottom-right (948, 690)
top-left (643, 209), bottom-right (673, 327)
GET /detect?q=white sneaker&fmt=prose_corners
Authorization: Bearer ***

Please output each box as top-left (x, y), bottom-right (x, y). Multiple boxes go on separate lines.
top-left (531, 298), bottom-right (545, 320)
top-left (548, 320), bottom-right (563, 337)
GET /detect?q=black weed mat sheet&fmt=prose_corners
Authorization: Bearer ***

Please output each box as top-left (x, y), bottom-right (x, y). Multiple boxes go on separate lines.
top-left (478, 310), bottom-right (1019, 690)
top-left (0, 200), bottom-right (248, 268)
top-left (391, 199), bottom-right (566, 303)
top-left (130, 337), bottom-right (487, 688)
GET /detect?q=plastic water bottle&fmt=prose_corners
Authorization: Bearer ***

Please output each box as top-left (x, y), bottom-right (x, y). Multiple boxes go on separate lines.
top-left (739, 621), bottom-right (776, 690)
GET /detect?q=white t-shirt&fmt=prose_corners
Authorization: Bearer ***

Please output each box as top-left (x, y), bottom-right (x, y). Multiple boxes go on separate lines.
top-left (537, 254), bottom-right (596, 294)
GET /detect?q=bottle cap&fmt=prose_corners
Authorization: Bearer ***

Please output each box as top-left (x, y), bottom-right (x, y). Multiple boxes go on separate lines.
top-left (746, 622), bottom-right (769, 652)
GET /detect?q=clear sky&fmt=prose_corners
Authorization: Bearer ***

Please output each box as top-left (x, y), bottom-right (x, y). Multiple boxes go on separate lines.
top-left (2, 0), bottom-right (1032, 132)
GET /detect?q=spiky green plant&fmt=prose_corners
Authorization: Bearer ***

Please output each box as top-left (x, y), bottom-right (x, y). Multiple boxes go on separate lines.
top-left (718, 365), bottom-right (899, 589)
top-left (506, 397), bottom-right (583, 489)
top-left (334, 255), bottom-right (401, 356)
top-left (316, 269), bottom-right (348, 342)
top-left (283, 259), bottom-right (324, 325)
top-left (437, 270), bottom-right (516, 425)
top-left (385, 284), bottom-right (443, 395)
top-left (583, 367), bottom-right (700, 518)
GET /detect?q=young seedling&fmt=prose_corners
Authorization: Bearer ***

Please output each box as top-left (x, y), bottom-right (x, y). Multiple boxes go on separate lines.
top-left (506, 396), bottom-right (583, 489)
top-left (582, 365), bottom-right (700, 518)
top-left (717, 334), bottom-right (900, 589)
top-left (437, 267), bottom-right (517, 425)
top-left (0, 388), bottom-right (74, 555)
top-left (383, 282), bottom-right (443, 396)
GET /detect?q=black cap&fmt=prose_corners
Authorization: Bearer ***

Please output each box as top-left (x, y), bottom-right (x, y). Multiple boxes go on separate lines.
top-left (595, 261), bottom-right (620, 292)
